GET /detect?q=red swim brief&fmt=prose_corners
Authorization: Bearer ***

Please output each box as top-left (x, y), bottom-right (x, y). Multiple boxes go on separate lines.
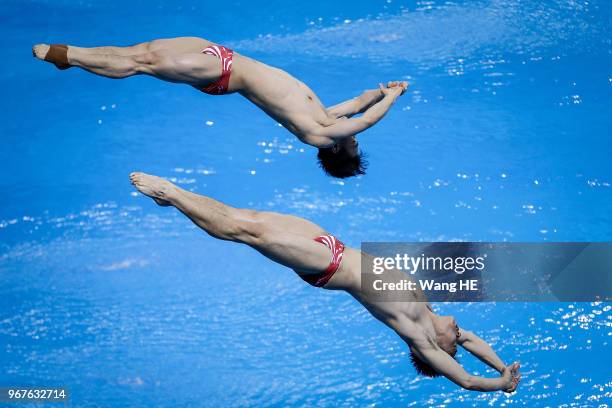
top-left (200, 45), bottom-right (234, 95)
top-left (300, 234), bottom-right (345, 288)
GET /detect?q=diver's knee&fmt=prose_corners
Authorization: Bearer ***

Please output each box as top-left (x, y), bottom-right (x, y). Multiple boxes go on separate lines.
top-left (233, 220), bottom-right (267, 245)
top-left (236, 208), bottom-right (265, 222)
top-left (134, 51), bottom-right (160, 65)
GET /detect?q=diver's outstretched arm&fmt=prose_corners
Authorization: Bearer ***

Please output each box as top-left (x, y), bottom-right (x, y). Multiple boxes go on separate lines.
top-left (327, 88), bottom-right (384, 118)
top-left (312, 84), bottom-right (404, 143)
top-left (327, 82), bottom-right (408, 118)
top-left (412, 340), bottom-right (520, 392)
top-left (457, 329), bottom-right (506, 373)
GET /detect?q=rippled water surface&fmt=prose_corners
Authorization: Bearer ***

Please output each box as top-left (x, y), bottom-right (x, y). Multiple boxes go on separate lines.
top-left (2, 0), bottom-right (611, 406)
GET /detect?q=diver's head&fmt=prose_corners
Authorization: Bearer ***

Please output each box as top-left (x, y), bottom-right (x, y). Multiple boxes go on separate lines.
top-left (409, 314), bottom-right (460, 377)
top-left (317, 136), bottom-right (367, 179)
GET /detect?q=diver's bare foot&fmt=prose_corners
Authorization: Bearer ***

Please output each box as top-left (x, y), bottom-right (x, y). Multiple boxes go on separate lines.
top-left (129, 172), bottom-right (179, 207)
top-left (32, 44), bottom-right (50, 60)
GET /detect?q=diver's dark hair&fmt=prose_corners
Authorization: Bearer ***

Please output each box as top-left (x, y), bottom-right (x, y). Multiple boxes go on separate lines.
top-left (317, 147), bottom-right (367, 179)
top-left (410, 348), bottom-right (457, 378)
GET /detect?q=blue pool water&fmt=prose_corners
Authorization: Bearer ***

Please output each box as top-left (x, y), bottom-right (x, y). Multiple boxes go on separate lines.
top-left (2, 0), bottom-right (611, 406)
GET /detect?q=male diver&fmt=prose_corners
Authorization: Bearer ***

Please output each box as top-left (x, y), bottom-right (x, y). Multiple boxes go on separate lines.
top-left (33, 37), bottom-right (408, 178)
top-left (128, 172), bottom-right (522, 393)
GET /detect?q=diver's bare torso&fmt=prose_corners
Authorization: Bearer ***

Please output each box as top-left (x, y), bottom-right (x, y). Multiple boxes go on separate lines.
top-left (229, 54), bottom-right (337, 144)
top-left (322, 248), bottom-right (437, 345)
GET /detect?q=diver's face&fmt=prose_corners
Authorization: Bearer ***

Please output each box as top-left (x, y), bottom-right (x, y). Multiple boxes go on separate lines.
top-left (335, 136), bottom-right (359, 158)
top-left (434, 315), bottom-right (460, 355)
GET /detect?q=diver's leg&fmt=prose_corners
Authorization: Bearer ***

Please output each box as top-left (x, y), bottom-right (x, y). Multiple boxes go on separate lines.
top-left (60, 42), bottom-right (149, 57)
top-left (64, 37), bottom-right (211, 56)
top-left (129, 172), bottom-right (332, 273)
top-left (234, 209), bottom-right (328, 239)
top-left (32, 37), bottom-right (218, 86)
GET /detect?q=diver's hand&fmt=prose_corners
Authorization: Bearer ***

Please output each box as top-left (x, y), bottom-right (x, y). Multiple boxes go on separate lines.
top-left (386, 81), bottom-right (409, 94)
top-left (501, 362), bottom-right (521, 393)
top-left (379, 83), bottom-right (405, 98)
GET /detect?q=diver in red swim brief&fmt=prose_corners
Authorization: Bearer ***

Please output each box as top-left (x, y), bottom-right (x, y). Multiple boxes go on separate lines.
top-left (33, 36), bottom-right (408, 178)
top-left (129, 172), bottom-right (522, 395)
